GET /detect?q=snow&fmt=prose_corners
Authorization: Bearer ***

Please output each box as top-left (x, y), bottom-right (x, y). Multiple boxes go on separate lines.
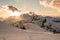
top-left (0, 22), bottom-right (60, 40)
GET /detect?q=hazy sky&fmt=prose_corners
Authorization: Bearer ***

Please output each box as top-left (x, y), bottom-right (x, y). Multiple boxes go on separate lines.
top-left (0, 0), bottom-right (60, 14)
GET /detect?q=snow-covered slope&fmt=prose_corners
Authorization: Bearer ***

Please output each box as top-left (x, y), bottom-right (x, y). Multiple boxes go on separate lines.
top-left (0, 21), bottom-right (60, 40)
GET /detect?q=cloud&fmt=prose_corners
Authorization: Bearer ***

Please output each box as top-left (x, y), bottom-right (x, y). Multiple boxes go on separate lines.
top-left (40, 0), bottom-right (60, 11)
top-left (40, 0), bottom-right (49, 7)
top-left (0, 5), bottom-right (23, 19)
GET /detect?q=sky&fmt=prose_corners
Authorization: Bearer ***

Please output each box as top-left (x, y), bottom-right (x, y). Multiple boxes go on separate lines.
top-left (0, 0), bottom-right (60, 15)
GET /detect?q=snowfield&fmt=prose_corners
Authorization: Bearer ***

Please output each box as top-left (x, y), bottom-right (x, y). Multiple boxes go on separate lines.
top-left (0, 19), bottom-right (60, 40)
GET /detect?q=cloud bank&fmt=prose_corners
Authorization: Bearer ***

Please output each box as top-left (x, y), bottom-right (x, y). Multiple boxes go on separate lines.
top-left (40, 0), bottom-right (60, 11)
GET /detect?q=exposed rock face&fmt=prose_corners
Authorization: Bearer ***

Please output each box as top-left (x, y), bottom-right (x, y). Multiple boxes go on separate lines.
top-left (11, 13), bottom-right (47, 30)
top-left (10, 13), bottom-right (60, 33)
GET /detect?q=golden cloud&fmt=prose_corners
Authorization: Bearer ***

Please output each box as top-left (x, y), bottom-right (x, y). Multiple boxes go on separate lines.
top-left (40, 0), bottom-right (60, 11)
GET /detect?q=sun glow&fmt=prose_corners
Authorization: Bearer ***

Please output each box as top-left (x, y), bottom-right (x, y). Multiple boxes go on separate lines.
top-left (2, 5), bottom-right (22, 16)
top-left (7, 11), bottom-right (22, 16)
